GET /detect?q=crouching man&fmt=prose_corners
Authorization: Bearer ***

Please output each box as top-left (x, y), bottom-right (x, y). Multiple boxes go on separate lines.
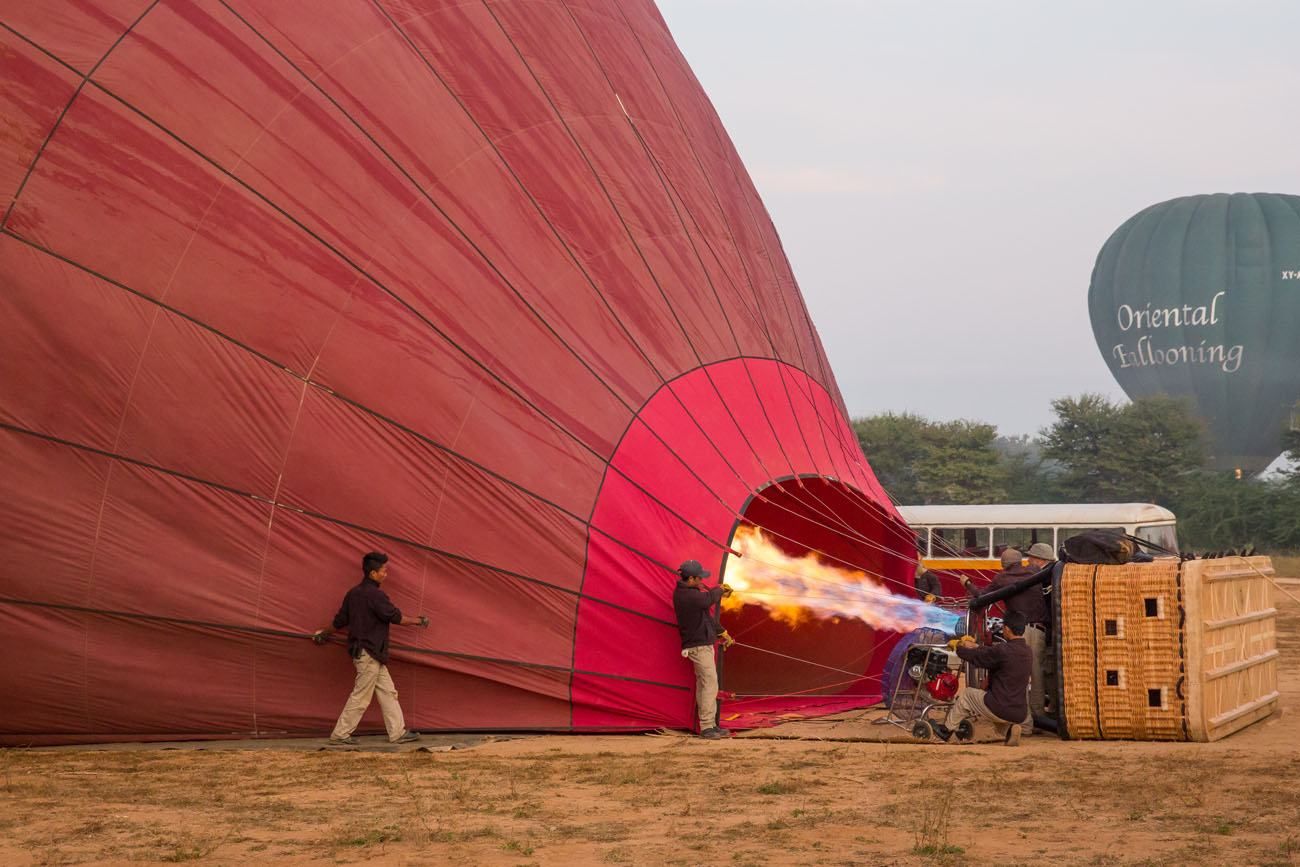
top-left (933, 610), bottom-right (1033, 746)
top-left (672, 559), bottom-right (733, 739)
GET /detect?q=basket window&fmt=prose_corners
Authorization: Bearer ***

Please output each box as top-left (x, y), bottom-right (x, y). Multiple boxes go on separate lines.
top-left (1105, 669), bottom-right (1120, 686)
top-left (1147, 688), bottom-right (1166, 709)
top-left (1104, 619), bottom-right (1118, 636)
top-left (1143, 597), bottom-right (1160, 617)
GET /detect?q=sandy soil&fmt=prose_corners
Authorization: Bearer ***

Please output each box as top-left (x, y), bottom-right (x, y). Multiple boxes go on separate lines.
top-left (2, 586), bottom-right (1297, 866)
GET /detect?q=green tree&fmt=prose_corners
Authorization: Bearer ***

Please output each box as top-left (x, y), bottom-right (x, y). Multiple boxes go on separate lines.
top-left (853, 413), bottom-right (1006, 504)
top-left (993, 434), bottom-right (1058, 502)
top-left (1283, 427), bottom-right (1300, 471)
top-left (1039, 394), bottom-right (1205, 504)
top-left (913, 420), bottom-right (1008, 504)
top-left (1172, 471), bottom-right (1300, 551)
top-left (1036, 394), bottom-right (1123, 501)
top-left (851, 413), bottom-right (929, 503)
top-left (1111, 395), bottom-right (1207, 502)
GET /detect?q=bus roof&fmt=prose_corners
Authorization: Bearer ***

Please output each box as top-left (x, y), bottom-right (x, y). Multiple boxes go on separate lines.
top-left (896, 503), bottom-right (1176, 526)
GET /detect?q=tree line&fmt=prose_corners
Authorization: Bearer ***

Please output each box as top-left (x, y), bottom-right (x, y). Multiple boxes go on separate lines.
top-left (853, 395), bottom-right (1300, 552)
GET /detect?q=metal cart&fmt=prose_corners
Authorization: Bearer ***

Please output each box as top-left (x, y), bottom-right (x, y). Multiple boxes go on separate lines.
top-left (875, 642), bottom-right (966, 741)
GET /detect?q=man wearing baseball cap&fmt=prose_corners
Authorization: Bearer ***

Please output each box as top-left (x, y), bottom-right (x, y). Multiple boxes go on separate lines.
top-left (672, 559), bottom-right (733, 739)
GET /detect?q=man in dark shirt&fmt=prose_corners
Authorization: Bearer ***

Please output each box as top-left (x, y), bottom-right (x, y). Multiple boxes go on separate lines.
top-left (913, 562), bottom-right (942, 602)
top-left (960, 547), bottom-right (1050, 732)
top-left (313, 551), bottom-right (429, 746)
top-left (1021, 542), bottom-right (1057, 724)
top-left (933, 610), bottom-right (1033, 746)
top-left (672, 559), bottom-right (732, 739)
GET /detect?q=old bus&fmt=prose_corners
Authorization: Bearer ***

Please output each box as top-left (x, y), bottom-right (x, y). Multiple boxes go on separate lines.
top-left (898, 503), bottom-right (1178, 592)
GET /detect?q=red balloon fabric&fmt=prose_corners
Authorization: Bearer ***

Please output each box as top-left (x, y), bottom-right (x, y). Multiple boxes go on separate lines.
top-left (0, 0), bottom-right (912, 744)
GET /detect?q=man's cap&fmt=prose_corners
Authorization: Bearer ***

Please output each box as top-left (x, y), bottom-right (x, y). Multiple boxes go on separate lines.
top-left (677, 559), bottom-right (711, 579)
top-left (1000, 548), bottom-right (1023, 568)
top-left (1027, 542), bottom-right (1055, 561)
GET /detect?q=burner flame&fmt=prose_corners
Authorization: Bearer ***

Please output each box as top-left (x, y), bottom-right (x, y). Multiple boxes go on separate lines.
top-left (722, 526), bottom-right (960, 634)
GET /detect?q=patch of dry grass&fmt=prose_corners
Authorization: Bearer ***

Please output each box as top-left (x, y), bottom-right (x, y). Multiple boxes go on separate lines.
top-left (1269, 553), bottom-right (1300, 579)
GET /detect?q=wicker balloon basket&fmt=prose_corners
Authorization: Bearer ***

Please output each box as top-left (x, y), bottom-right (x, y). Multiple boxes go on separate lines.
top-left (1054, 556), bottom-right (1279, 742)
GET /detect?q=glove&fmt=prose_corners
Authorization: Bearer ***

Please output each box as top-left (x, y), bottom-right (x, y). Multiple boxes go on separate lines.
top-left (720, 583), bottom-right (734, 598)
top-left (960, 634), bottom-right (977, 646)
top-left (311, 630), bottom-right (329, 645)
top-left (946, 638), bottom-right (960, 650)
top-left (923, 594), bottom-right (937, 604)
top-left (718, 629), bottom-right (735, 650)
top-left (418, 615), bottom-right (430, 628)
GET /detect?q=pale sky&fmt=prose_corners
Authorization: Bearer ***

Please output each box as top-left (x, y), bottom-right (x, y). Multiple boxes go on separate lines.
top-left (657, 0), bottom-right (1300, 436)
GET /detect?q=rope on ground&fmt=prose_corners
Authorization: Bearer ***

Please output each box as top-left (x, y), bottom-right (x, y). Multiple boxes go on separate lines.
top-left (727, 675), bottom-right (874, 703)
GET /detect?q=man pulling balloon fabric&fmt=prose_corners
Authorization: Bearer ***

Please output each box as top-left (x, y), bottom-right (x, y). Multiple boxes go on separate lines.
top-left (672, 559), bottom-right (733, 739)
top-left (313, 551), bottom-right (430, 746)
top-left (932, 610), bottom-right (1034, 746)
top-left (960, 547), bottom-right (1050, 733)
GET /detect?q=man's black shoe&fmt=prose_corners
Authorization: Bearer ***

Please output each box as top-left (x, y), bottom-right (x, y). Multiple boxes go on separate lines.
top-left (699, 727), bottom-right (727, 740)
top-left (392, 731), bottom-right (420, 744)
top-left (929, 722), bottom-right (954, 742)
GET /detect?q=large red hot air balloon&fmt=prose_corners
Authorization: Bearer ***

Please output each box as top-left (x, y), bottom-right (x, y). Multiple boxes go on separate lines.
top-left (0, 0), bottom-right (913, 744)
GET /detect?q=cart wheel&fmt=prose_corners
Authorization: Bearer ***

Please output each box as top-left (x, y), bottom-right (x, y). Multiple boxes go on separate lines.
top-left (911, 721), bottom-right (931, 741)
top-left (956, 720), bottom-right (974, 742)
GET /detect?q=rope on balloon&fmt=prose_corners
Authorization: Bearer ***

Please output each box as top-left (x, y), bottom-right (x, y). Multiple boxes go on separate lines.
top-left (25, 12), bottom-right (962, 683)
top-left (596, 34), bottom-right (926, 566)
top-left (456, 1), bottom-right (863, 542)
top-left (729, 641), bottom-right (885, 680)
top-left (72, 11), bottom-right (788, 584)
top-left (390, 0), bottom-right (920, 578)
top-left (551, 0), bottom-right (930, 575)
top-left (50, 4), bottom-right (928, 598)
top-left (726, 675), bottom-right (882, 703)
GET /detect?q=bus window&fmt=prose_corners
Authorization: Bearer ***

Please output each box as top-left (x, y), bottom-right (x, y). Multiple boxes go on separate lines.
top-left (931, 527), bottom-right (990, 558)
top-left (1135, 524), bottom-right (1178, 554)
top-left (930, 529), bottom-right (960, 558)
top-left (993, 527), bottom-right (1053, 555)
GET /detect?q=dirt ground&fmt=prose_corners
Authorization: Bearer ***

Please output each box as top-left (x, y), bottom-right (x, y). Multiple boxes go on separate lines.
top-left (2, 585), bottom-right (1297, 866)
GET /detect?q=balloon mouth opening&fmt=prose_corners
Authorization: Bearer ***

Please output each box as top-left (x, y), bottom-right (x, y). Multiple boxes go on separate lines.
top-left (717, 475), bottom-right (914, 706)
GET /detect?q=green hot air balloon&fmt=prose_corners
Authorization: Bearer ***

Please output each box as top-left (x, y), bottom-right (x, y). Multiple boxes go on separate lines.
top-left (1089, 193), bottom-right (1300, 472)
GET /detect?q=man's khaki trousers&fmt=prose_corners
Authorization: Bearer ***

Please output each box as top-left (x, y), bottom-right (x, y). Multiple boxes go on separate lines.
top-left (684, 645), bottom-right (718, 731)
top-left (1024, 624), bottom-right (1048, 732)
top-left (943, 686), bottom-right (1031, 738)
top-left (331, 649), bottom-right (407, 741)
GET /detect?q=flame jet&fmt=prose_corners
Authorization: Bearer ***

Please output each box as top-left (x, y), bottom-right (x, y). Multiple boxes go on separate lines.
top-left (723, 526), bottom-right (960, 634)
